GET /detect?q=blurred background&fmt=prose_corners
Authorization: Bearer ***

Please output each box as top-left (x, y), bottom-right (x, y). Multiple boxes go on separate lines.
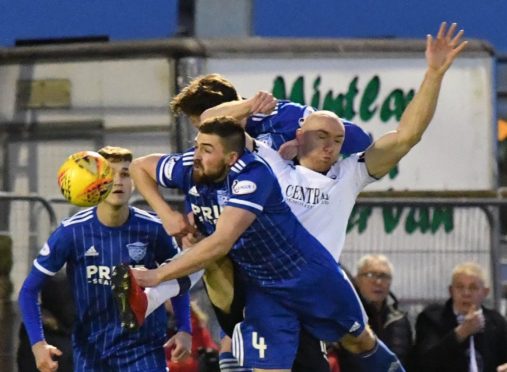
top-left (0, 1), bottom-right (507, 371)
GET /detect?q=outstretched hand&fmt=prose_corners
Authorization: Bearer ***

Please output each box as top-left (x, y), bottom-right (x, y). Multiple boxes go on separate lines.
top-left (161, 210), bottom-right (197, 240)
top-left (131, 267), bottom-right (161, 288)
top-left (426, 22), bottom-right (468, 75)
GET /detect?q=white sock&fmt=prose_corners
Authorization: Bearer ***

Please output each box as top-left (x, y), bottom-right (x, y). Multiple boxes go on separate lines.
top-left (144, 269), bottom-right (204, 317)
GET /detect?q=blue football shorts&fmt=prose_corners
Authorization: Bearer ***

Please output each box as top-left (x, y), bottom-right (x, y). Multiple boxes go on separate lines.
top-left (232, 262), bottom-right (367, 369)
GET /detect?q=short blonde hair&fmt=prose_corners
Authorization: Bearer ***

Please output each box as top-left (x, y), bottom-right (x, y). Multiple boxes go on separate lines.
top-left (451, 262), bottom-right (488, 287)
top-left (356, 254), bottom-right (394, 276)
top-left (97, 146), bottom-right (133, 163)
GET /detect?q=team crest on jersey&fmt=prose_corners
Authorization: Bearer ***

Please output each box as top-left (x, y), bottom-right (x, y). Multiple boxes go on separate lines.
top-left (216, 189), bottom-right (229, 206)
top-left (39, 243), bottom-right (50, 256)
top-left (232, 180), bottom-right (257, 195)
top-left (126, 241), bottom-right (148, 262)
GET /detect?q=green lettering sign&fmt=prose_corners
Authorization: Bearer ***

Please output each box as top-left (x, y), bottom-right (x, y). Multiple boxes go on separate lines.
top-left (347, 206), bottom-right (372, 233)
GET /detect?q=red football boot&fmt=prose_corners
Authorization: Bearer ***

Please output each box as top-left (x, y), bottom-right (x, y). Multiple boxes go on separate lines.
top-left (112, 263), bottom-right (148, 330)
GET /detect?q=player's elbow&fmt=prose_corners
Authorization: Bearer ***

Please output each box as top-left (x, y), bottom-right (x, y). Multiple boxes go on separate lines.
top-left (200, 109), bottom-right (213, 124)
top-left (129, 157), bottom-right (145, 173)
top-left (130, 156), bottom-right (156, 181)
top-left (397, 131), bottom-right (422, 152)
top-left (129, 157), bottom-right (143, 177)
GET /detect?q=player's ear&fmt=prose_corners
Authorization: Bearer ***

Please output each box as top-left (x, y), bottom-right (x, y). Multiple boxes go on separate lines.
top-left (225, 151), bottom-right (239, 166)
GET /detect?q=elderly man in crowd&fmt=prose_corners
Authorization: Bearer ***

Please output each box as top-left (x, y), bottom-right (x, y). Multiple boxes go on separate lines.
top-left (414, 262), bottom-right (507, 372)
top-left (333, 255), bottom-right (413, 370)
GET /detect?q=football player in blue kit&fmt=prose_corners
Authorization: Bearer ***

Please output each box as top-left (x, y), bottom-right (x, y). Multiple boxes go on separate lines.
top-left (129, 117), bottom-right (402, 371)
top-left (133, 67), bottom-right (372, 372)
top-left (169, 72), bottom-right (373, 372)
top-left (18, 146), bottom-right (193, 372)
top-left (128, 21), bottom-right (467, 372)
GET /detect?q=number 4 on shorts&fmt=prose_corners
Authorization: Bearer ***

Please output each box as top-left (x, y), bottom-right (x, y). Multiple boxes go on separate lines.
top-left (252, 332), bottom-right (267, 358)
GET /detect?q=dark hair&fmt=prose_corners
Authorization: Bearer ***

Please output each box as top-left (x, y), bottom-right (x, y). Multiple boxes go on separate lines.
top-left (170, 74), bottom-right (240, 117)
top-left (97, 146), bottom-right (133, 162)
top-left (199, 116), bottom-right (246, 155)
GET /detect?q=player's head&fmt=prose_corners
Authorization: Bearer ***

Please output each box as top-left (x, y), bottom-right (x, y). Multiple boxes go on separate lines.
top-left (193, 116), bottom-right (245, 184)
top-left (296, 111), bottom-right (345, 173)
top-left (355, 254), bottom-right (394, 308)
top-left (97, 146), bottom-right (133, 207)
top-left (449, 262), bottom-right (489, 315)
top-left (171, 74), bottom-right (241, 127)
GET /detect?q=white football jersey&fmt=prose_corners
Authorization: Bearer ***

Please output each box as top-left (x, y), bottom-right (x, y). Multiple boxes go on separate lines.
top-left (256, 140), bottom-right (376, 261)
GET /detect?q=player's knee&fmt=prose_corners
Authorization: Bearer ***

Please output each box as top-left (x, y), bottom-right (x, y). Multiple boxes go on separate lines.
top-left (340, 327), bottom-right (376, 354)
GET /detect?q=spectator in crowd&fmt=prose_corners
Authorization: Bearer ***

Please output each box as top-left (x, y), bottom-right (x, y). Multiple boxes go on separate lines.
top-left (414, 262), bottom-right (507, 372)
top-left (333, 255), bottom-right (413, 370)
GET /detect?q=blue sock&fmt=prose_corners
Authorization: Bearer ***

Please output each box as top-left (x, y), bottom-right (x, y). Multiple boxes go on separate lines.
top-left (356, 339), bottom-right (405, 372)
top-left (219, 351), bottom-right (252, 372)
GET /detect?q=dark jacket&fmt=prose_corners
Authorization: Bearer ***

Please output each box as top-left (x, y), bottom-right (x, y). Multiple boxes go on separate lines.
top-left (338, 292), bottom-right (413, 370)
top-left (414, 299), bottom-right (507, 372)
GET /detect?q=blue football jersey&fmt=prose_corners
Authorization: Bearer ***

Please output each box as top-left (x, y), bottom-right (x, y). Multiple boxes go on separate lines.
top-left (33, 206), bottom-right (177, 368)
top-left (157, 149), bottom-right (334, 287)
top-left (245, 100), bottom-right (372, 154)
top-left (245, 100), bottom-right (310, 150)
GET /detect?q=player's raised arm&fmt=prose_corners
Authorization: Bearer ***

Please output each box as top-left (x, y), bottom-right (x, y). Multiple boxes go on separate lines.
top-left (200, 91), bottom-right (277, 127)
top-left (364, 22), bottom-right (468, 178)
top-left (130, 154), bottom-right (195, 238)
top-left (132, 206), bottom-right (257, 287)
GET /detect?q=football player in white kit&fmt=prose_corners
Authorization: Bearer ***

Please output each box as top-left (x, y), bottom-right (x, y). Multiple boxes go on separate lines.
top-left (201, 21), bottom-right (466, 269)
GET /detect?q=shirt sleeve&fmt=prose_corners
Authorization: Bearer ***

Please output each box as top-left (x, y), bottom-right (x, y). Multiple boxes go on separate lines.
top-left (171, 292), bottom-right (192, 334)
top-left (156, 153), bottom-right (188, 189)
top-left (330, 153), bottom-right (377, 193)
top-left (246, 102), bottom-right (314, 149)
top-left (226, 162), bottom-right (277, 216)
top-left (18, 268), bottom-right (49, 345)
top-left (33, 226), bottom-right (71, 276)
top-left (341, 120), bottom-right (373, 155)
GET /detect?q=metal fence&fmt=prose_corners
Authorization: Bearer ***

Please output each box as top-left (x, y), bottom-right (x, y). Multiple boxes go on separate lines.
top-left (342, 197), bottom-right (507, 321)
top-left (1, 192), bottom-right (506, 370)
top-left (1, 193), bottom-right (505, 309)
